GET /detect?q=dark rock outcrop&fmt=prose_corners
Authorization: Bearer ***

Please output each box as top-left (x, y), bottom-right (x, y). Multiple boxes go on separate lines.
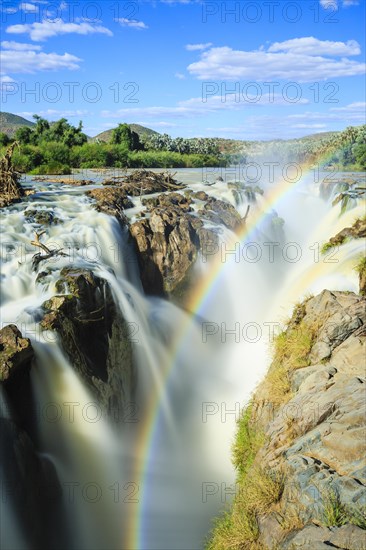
top-left (0, 325), bottom-right (35, 431)
top-left (0, 325), bottom-right (63, 550)
top-left (40, 267), bottom-right (135, 413)
top-left (130, 191), bottom-right (244, 295)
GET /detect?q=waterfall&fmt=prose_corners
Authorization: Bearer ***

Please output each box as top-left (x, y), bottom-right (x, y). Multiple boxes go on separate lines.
top-left (0, 169), bottom-right (364, 549)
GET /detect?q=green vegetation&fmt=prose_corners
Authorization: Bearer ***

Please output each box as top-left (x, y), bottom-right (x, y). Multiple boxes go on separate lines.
top-left (0, 116), bottom-right (228, 173)
top-left (321, 487), bottom-right (366, 529)
top-left (206, 403), bottom-right (284, 550)
top-left (206, 302), bottom-right (318, 550)
top-left (259, 318), bottom-right (316, 407)
top-left (321, 241), bottom-right (336, 254)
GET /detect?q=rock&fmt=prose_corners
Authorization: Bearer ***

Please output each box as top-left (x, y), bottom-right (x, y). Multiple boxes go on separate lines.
top-left (0, 325), bottom-right (64, 549)
top-left (326, 216), bottom-right (366, 248)
top-left (0, 416), bottom-right (63, 550)
top-left (142, 191), bottom-right (192, 212)
top-left (130, 206), bottom-right (201, 295)
top-left (328, 524), bottom-right (366, 549)
top-left (87, 187), bottom-right (134, 217)
top-left (191, 191), bottom-right (209, 201)
top-left (24, 209), bottom-right (60, 225)
top-left (130, 192), bottom-right (243, 295)
top-left (215, 290), bottom-right (366, 549)
top-left (40, 267), bottom-right (135, 412)
top-left (199, 196), bottom-right (243, 231)
top-left (120, 169), bottom-right (186, 196)
top-left (283, 524), bottom-right (336, 549)
top-left (0, 325), bottom-right (33, 383)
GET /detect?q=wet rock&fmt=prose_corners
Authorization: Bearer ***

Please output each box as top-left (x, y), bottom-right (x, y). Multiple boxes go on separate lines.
top-left (191, 191), bottom-right (209, 201)
top-left (0, 416), bottom-right (63, 550)
top-left (0, 325), bottom-right (33, 383)
top-left (130, 206), bottom-right (201, 295)
top-left (120, 169), bottom-right (186, 196)
top-left (142, 192), bottom-right (192, 212)
top-left (0, 325), bottom-right (64, 549)
top-left (87, 187), bottom-right (134, 216)
top-left (41, 267), bottom-right (135, 412)
top-left (24, 209), bottom-right (60, 225)
top-left (327, 216), bottom-right (366, 247)
top-left (130, 191), bottom-right (242, 295)
top-left (199, 196), bottom-right (243, 231)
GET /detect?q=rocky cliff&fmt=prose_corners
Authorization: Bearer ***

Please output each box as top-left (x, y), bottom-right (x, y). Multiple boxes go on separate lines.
top-left (208, 290), bottom-right (366, 550)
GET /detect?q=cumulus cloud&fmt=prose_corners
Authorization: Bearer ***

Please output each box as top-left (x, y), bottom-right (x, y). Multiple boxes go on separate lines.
top-left (175, 72), bottom-right (186, 79)
top-left (268, 37), bottom-right (360, 56)
top-left (114, 18), bottom-right (148, 29)
top-left (19, 3), bottom-right (39, 12)
top-left (6, 20), bottom-right (113, 41)
top-left (1, 40), bottom-right (42, 51)
top-left (185, 43), bottom-right (212, 51)
top-left (319, 0), bottom-right (338, 8)
top-left (1, 49), bottom-right (81, 73)
top-left (187, 39), bottom-right (365, 81)
top-left (320, 0), bottom-right (359, 8)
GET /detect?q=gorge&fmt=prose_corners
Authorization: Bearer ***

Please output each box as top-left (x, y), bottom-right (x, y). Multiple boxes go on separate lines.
top-left (0, 164), bottom-right (365, 550)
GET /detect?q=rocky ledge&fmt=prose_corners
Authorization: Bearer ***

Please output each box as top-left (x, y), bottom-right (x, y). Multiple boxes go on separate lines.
top-left (40, 267), bottom-right (135, 413)
top-left (208, 290), bottom-right (366, 549)
top-left (130, 190), bottom-right (244, 296)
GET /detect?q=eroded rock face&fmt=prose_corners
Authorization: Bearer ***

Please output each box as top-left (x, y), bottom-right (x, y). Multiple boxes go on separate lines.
top-left (236, 291), bottom-right (366, 549)
top-left (0, 325), bottom-right (33, 383)
top-left (130, 191), bottom-right (244, 295)
top-left (0, 325), bottom-right (63, 550)
top-left (130, 206), bottom-right (202, 295)
top-left (41, 267), bottom-right (135, 413)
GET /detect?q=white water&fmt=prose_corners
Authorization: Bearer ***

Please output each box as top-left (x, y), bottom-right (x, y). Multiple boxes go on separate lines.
top-left (0, 169), bottom-right (365, 549)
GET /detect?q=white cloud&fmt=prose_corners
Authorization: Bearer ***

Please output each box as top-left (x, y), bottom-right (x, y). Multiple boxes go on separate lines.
top-left (320, 0), bottom-right (359, 7)
top-left (268, 37), bottom-right (360, 56)
top-left (292, 123), bottom-right (327, 129)
top-left (185, 42), bottom-right (212, 51)
top-left (16, 109), bottom-right (90, 118)
top-left (187, 40), bottom-right (365, 81)
top-left (114, 18), bottom-right (148, 30)
top-left (175, 72), bottom-right (186, 79)
top-left (1, 40), bottom-right (42, 51)
top-left (1, 49), bottom-right (81, 73)
top-left (6, 20), bottom-right (113, 41)
top-left (320, 0), bottom-right (338, 8)
top-left (0, 75), bottom-right (16, 87)
top-left (19, 3), bottom-right (39, 12)
top-left (330, 101), bottom-right (366, 113)
top-left (101, 92), bottom-right (309, 120)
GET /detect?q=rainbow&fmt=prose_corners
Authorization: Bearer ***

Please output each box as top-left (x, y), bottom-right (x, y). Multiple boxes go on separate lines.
top-left (126, 149), bottom-right (361, 549)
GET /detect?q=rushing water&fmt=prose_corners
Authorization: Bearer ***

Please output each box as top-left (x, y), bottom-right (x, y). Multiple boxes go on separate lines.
top-left (0, 167), bottom-right (365, 549)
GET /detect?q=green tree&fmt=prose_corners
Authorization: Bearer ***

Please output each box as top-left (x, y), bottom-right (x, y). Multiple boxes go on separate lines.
top-left (14, 126), bottom-right (33, 144)
top-left (0, 133), bottom-right (10, 147)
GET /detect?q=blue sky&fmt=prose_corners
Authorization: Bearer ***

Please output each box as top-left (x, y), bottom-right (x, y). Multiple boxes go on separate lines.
top-left (0, 0), bottom-right (365, 139)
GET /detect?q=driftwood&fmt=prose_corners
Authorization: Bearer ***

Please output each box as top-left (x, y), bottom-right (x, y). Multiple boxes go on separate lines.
top-left (0, 142), bottom-right (23, 206)
top-left (31, 230), bottom-right (68, 269)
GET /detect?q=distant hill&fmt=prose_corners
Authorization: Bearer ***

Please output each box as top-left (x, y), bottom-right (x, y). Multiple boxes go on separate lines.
top-left (92, 124), bottom-right (160, 143)
top-left (0, 112), bottom-right (35, 137)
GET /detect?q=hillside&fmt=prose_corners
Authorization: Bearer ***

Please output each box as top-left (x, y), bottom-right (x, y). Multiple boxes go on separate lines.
top-left (92, 124), bottom-right (160, 143)
top-left (0, 112), bottom-right (35, 137)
